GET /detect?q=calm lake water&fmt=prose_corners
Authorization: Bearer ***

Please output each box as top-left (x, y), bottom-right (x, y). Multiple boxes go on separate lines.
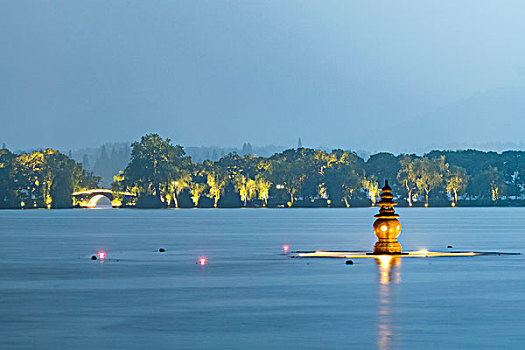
top-left (1, 208), bottom-right (524, 349)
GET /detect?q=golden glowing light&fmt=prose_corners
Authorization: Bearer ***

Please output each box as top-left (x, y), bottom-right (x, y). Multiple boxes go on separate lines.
top-left (451, 202), bottom-right (456, 207)
top-left (295, 250), bottom-right (480, 259)
top-left (375, 256), bottom-right (401, 350)
top-left (424, 203), bottom-right (429, 207)
top-left (82, 195), bottom-right (113, 208)
top-left (376, 255), bottom-right (392, 269)
top-left (372, 181), bottom-right (402, 253)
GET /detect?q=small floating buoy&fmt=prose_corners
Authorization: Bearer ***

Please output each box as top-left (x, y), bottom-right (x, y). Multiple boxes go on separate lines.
top-left (91, 255), bottom-right (97, 260)
top-left (198, 257), bottom-right (207, 266)
top-left (159, 248), bottom-right (166, 253)
top-left (447, 245), bottom-right (453, 248)
top-left (282, 245), bottom-right (290, 253)
top-left (345, 260), bottom-right (354, 265)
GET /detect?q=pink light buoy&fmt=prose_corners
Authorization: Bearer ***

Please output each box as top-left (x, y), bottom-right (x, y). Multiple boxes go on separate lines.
top-left (282, 245), bottom-right (290, 253)
top-left (198, 257), bottom-right (207, 266)
top-left (98, 251), bottom-right (106, 260)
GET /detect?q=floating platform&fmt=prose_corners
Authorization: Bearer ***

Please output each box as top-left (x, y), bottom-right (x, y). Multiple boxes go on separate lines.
top-left (292, 250), bottom-right (520, 259)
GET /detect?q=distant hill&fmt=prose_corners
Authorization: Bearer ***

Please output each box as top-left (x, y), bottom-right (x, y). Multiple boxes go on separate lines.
top-left (393, 86), bottom-right (525, 153)
top-left (69, 142), bottom-right (287, 186)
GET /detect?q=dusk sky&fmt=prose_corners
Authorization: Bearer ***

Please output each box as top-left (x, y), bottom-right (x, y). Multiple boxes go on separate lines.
top-left (2, 1), bottom-right (525, 153)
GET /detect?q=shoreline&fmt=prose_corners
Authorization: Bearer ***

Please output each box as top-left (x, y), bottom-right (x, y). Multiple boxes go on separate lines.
top-left (3, 203), bottom-right (525, 210)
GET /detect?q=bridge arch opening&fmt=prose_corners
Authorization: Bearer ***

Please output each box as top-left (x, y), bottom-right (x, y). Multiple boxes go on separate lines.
top-left (86, 194), bottom-right (113, 208)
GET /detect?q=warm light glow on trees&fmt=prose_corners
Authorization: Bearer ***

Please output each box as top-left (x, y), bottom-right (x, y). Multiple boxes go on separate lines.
top-left (0, 148), bottom-right (98, 209)
top-left (4, 133), bottom-right (525, 209)
top-left (255, 175), bottom-right (272, 206)
top-left (116, 134), bottom-right (189, 207)
top-left (171, 172), bottom-right (192, 208)
top-left (190, 182), bottom-right (207, 206)
top-left (362, 176), bottom-right (379, 205)
top-left (397, 156), bottom-right (417, 207)
top-left (207, 171), bottom-right (226, 208)
top-left (446, 166), bottom-right (468, 204)
top-left (234, 174), bottom-right (256, 206)
top-left (413, 156), bottom-right (447, 207)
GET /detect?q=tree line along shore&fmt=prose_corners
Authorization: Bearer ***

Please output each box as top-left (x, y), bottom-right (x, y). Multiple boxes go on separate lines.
top-left (1, 133), bottom-right (524, 209)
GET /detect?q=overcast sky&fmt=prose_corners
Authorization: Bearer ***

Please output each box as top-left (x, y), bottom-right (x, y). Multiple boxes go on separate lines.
top-left (1, 1), bottom-right (525, 153)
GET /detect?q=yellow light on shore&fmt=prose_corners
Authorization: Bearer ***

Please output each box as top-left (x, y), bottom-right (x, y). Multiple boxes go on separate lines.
top-left (424, 203), bottom-right (429, 207)
top-left (413, 249), bottom-right (429, 256)
top-left (451, 202), bottom-right (456, 207)
top-left (295, 250), bottom-right (480, 259)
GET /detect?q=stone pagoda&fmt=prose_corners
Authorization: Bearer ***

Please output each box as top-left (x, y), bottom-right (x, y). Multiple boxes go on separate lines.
top-left (372, 180), bottom-right (403, 254)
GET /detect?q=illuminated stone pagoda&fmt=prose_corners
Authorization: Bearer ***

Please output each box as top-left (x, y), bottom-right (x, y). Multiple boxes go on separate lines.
top-left (372, 180), bottom-right (403, 254)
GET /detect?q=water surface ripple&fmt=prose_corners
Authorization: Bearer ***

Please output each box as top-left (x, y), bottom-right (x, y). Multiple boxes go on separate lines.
top-left (1, 208), bottom-right (524, 349)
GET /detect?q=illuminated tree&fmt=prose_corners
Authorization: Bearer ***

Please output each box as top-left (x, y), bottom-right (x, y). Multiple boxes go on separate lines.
top-left (4, 149), bottom-right (98, 208)
top-left (317, 183), bottom-right (328, 199)
top-left (325, 164), bottom-right (361, 207)
top-left (468, 167), bottom-right (503, 201)
top-left (170, 171), bottom-right (192, 208)
top-left (207, 171), bottom-right (227, 207)
top-left (499, 151), bottom-right (525, 199)
top-left (315, 150), bottom-right (338, 176)
top-left (255, 174), bottom-right (272, 206)
top-left (445, 166), bottom-right (468, 204)
top-left (414, 156), bottom-right (448, 206)
top-left (271, 161), bottom-right (305, 205)
top-left (234, 174), bottom-right (256, 206)
top-left (362, 176), bottom-right (380, 205)
top-left (121, 134), bottom-right (186, 206)
top-left (190, 182), bottom-right (208, 206)
top-left (397, 156), bottom-right (417, 206)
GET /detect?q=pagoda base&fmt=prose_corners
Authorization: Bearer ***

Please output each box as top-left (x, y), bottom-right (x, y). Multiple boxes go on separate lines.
top-left (373, 241), bottom-right (402, 254)
top-left (366, 251), bottom-right (409, 255)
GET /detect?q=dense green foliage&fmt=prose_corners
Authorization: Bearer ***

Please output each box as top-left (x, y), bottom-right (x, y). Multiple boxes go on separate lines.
top-left (0, 148), bottom-right (100, 208)
top-left (111, 134), bottom-right (525, 208)
top-left (3, 134), bottom-right (525, 209)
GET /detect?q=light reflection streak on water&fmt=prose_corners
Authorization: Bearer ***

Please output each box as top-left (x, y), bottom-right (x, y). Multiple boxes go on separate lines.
top-left (376, 256), bottom-right (401, 350)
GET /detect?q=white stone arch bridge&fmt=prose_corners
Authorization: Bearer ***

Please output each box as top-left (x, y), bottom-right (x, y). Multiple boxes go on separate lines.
top-left (72, 189), bottom-right (135, 208)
